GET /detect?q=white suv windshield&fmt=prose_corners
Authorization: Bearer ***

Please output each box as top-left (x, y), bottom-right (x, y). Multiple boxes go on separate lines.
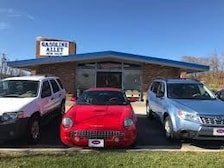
top-left (0, 80), bottom-right (39, 98)
top-left (167, 83), bottom-right (215, 100)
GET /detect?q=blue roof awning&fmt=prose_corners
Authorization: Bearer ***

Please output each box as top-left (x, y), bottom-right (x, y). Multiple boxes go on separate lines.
top-left (8, 51), bottom-right (209, 72)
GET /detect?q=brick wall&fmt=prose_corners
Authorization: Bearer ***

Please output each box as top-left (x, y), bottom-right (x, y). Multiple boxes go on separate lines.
top-left (142, 64), bottom-right (181, 96)
top-left (35, 62), bottom-right (76, 94)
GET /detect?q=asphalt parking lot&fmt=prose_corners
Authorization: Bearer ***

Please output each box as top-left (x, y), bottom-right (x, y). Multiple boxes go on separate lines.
top-left (0, 101), bottom-right (224, 151)
top-left (132, 101), bottom-right (224, 151)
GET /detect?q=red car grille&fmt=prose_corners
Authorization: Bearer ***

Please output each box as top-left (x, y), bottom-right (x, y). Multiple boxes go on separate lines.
top-left (71, 130), bottom-right (125, 139)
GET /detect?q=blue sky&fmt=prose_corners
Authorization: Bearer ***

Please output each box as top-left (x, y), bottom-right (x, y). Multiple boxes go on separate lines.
top-left (0, 0), bottom-right (224, 61)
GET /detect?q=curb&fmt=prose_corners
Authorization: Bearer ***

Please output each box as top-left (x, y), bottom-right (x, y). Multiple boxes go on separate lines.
top-left (0, 145), bottom-right (224, 155)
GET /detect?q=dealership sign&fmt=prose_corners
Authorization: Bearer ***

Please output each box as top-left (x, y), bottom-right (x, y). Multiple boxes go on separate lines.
top-left (40, 41), bottom-right (69, 56)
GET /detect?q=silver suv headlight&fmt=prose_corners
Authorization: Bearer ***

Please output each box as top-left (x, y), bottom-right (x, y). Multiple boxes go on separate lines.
top-left (178, 110), bottom-right (201, 123)
top-left (1, 111), bottom-right (24, 122)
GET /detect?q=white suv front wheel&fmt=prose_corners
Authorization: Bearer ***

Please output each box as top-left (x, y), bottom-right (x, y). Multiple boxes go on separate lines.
top-left (27, 116), bottom-right (40, 144)
top-left (59, 101), bottom-right (65, 116)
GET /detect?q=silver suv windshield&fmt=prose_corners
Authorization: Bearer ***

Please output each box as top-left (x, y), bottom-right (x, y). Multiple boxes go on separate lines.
top-left (167, 83), bottom-right (216, 100)
top-left (0, 80), bottom-right (39, 98)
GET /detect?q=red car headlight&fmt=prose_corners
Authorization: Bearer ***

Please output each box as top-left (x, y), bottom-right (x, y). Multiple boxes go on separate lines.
top-left (124, 118), bottom-right (134, 127)
top-left (62, 117), bottom-right (73, 128)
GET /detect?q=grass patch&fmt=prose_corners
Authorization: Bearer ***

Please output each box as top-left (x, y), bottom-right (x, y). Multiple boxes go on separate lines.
top-left (0, 151), bottom-right (224, 168)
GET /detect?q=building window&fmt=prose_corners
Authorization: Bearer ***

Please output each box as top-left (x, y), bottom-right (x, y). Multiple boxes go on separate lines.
top-left (77, 63), bottom-right (95, 69)
top-left (123, 70), bottom-right (141, 91)
top-left (97, 61), bottom-right (122, 70)
top-left (76, 69), bottom-right (95, 93)
top-left (123, 63), bottom-right (141, 70)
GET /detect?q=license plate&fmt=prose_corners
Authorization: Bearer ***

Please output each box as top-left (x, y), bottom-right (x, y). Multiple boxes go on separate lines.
top-left (213, 128), bottom-right (224, 136)
top-left (88, 139), bottom-right (104, 147)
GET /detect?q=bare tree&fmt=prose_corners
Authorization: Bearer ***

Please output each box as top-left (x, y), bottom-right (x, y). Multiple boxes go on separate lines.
top-left (181, 52), bottom-right (224, 90)
top-left (0, 53), bottom-right (7, 79)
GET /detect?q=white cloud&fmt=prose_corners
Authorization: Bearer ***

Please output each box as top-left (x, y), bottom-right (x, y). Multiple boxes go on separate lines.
top-left (0, 8), bottom-right (34, 31)
top-left (0, 8), bottom-right (13, 13)
top-left (0, 8), bottom-right (35, 20)
top-left (0, 22), bottom-right (9, 30)
top-left (27, 14), bottom-right (35, 21)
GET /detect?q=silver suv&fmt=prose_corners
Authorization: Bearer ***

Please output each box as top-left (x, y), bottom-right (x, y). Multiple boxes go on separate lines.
top-left (146, 78), bottom-right (224, 141)
top-left (0, 75), bottom-right (66, 143)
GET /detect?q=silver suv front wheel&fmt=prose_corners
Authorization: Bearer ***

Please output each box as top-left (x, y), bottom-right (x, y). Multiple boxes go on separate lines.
top-left (164, 116), bottom-right (174, 140)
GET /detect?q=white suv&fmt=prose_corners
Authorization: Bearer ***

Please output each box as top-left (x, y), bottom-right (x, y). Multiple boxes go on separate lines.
top-left (0, 75), bottom-right (66, 143)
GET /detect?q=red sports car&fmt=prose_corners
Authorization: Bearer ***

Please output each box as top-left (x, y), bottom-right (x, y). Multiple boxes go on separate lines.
top-left (60, 87), bottom-right (137, 148)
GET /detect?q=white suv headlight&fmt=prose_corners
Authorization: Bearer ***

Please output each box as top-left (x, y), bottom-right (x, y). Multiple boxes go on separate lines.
top-left (1, 111), bottom-right (24, 122)
top-left (62, 117), bottom-right (73, 128)
top-left (178, 110), bottom-right (201, 123)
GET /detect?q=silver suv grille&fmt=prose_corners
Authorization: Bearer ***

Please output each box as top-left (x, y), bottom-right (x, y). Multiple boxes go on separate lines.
top-left (200, 116), bottom-right (224, 125)
top-left (71, 130), bottom-right (125, 139)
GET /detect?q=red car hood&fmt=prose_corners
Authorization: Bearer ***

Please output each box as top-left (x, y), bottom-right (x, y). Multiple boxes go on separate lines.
top-left (66, 105), bottom-right (133, 130)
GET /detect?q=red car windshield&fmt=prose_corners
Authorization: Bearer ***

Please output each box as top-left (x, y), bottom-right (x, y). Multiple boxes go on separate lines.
top-left (76, 90), bottom-right (129, 105)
